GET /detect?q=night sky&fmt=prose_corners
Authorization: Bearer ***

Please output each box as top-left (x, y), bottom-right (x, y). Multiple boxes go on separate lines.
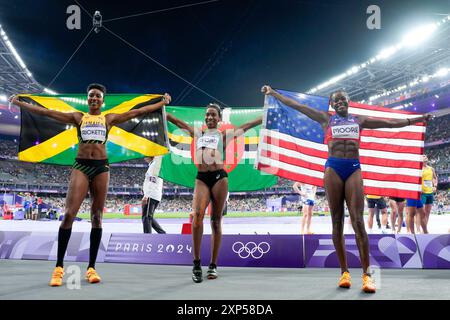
top-left (1, 0), bottom-right (448, 107)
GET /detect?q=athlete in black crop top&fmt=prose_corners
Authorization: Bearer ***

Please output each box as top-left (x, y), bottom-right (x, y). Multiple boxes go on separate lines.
top-left (167, 103), bottom-right (262, 283)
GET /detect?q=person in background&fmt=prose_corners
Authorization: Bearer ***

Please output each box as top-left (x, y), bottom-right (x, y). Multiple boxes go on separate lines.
top-left (419, 155), bottom-right (438, 233)
top-left (142, 156), bottom-right (166, 234)
top-left (389, 197), bottom-right (405, 234)
top-left (293, 182), bottom-right (317, 234)
top-left (366, 195), bottom-right (389, 234)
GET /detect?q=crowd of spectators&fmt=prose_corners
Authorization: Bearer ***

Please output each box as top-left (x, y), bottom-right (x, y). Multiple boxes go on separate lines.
top-left (0, 139), bottom-right (17, 158)
top-left (427, 146), bottom-right (450, 171)
top-left (425, 113), bottom-right (450, 143)
top-left (1, 116), bottom-right (449, 214)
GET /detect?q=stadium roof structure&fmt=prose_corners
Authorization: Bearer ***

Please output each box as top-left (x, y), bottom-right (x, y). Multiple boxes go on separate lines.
top-left (306, 15), bottom-right (450, 108)
top-left (0, 24), bottom-right (50, 102)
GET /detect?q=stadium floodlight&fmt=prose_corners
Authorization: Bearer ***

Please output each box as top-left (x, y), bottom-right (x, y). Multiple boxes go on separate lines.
top-left (43, 88), bottom-right (58, 95)
top-left (307, 20), bottom-right (443, 94)
top-left (0, 24), bottom-right (34, 80)
top-left (5, 38), bottom-right (27, 69)
top-left (401, 23), bottom-right (437, 47)
top-left (435, 67), bottom-right (449, 77)
top-left (351, 66), bottom-right (359, 73)
top-left (377, 46), bottom-right (398, 60)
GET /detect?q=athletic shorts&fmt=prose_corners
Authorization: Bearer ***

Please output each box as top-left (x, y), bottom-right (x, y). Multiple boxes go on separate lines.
top-left (406, 198), bottom-right (424, 209)
top-left (325, 157), bottom-right (360, 182)
top-left (72, 158), bottom-right (109, 181)
top-left (390, 197), bottom-right (405, 202)
top-left (421, 193), bottom-right (434, 205)
top-left (303, 199), bottom-right (314, 206)
top-left (367, 198), bottom-right (387, 209)
top-left (196, 169), bottom-right (228, 190)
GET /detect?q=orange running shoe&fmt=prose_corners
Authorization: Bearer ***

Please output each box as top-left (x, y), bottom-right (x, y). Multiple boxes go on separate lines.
top-left (49, 267), bottom-right (64, 287)
top-left (362, 274), bottom-right (376, 293)
top-left (85, 267), bottom-right (101, 284)
top-left (338, 271), bottom-right (351, 288)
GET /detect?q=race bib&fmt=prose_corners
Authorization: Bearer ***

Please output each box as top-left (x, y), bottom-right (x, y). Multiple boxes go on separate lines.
top-left (80, 124), bottom-right (107, 142)
top-left (197, 135), bottom-right (220, 150)
top-left (331, 124), bottom-right (360, 139)
top-left (423, 180), bottom-right (433, 188)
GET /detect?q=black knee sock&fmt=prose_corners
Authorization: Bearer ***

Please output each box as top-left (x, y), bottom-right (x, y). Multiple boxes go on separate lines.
top-left (88, 228), bottom-right (102, 269)
top-left (56, 227), bottom-right (72, 268)
top-left (193, 259), bottom-right (201, 269)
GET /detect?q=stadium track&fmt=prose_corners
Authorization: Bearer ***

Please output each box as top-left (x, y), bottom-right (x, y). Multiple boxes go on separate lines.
top-left (1, 259), bottom-right (449, 300)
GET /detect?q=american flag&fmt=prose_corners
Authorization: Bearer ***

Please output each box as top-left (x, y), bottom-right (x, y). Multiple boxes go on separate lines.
top-left (256, 89), bottom-right (425, 199)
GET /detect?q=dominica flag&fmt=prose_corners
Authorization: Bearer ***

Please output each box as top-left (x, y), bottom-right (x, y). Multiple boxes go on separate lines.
top-left (160, 106), bottom-right (277, 191)
top-left (17, 94), bottom-right (169, 165)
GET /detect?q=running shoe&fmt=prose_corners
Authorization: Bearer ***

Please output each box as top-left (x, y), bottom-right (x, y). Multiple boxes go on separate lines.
top-left (192, 266), bottom-right (203, 283)
top-left (49, 267), bottom-right (64, 287)
top-left (207, 263), bottom-right (218, 279)
top-left (338, 271), bottom-right (351, 288)
top-left (362, 274), bottom-right (376, 293)
top-left (85, 267), bottom-right (101, 283)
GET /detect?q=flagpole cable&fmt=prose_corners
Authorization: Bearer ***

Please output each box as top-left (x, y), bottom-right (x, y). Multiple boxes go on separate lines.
top-left (103, 25), bottom-right (229, 107)
top-left (44, 27), bottom-right (95, 91)
top-left (74, 0), bottom-right (93, 18)
top-left (103, 0), bottom-right (220, 23)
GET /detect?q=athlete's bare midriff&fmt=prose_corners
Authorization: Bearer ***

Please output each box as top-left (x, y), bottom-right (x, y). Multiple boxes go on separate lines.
top-left (195, 130), bottom-right (225, 172)
top-left (76, 143), bottom-right (108, 160)
top-left (327, 139), bottom-right (360, 159)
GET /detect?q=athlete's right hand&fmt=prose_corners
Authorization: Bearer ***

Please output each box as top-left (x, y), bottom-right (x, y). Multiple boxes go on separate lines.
top-left (8, 94), bottom-right (18, 104)
top-left (422, 113), bottom-right (433, 123)
top-left (261, 85), bottom-right (274, 95)
top-left (162, 93), bottom-right (172, 104)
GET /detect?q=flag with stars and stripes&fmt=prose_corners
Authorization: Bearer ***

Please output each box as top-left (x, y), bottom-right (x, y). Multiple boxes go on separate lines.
top-left (256, 89), bottom-right (426, 199)
top-left (17, 94), bottom-right (170, 165)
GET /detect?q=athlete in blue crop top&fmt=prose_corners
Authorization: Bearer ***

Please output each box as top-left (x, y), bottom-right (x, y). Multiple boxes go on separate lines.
top-left (167, 103), bottom-right (262, 283)
top-left (262, 85), bottom-right (432, 293)
top-left (10, 85), bottom-right (171, 286)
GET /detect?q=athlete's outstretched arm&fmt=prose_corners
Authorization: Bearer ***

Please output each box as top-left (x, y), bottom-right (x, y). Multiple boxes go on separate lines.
top-left (223, 116), bottom-right (262, 145)
top-left (261, 85), bottom-right (329, 127)
top-left (166, 112), bottom-right (195, 138)
top-left (360, 114), bottom-right (432, 129)
top-left (432, 168), bottom-right (438, 191)
top-left (293, 182), bottom-right (303, 195)
top-left (107, 94), bottom-right (171, 126)
top-left (234, 116), bottom-right (263, 137)
top-left (9, 95), bottom-right (81, 124)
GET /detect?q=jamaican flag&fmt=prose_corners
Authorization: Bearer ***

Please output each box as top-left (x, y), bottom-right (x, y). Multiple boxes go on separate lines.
top-left (18, 94), bottom-right (169, 165)
top-left (161, 106), bottom-right (277, 191)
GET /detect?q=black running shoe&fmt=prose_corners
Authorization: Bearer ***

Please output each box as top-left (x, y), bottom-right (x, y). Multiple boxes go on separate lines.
top-left (207, 263), bottom-right (218, 279)
top-left (192, 262), bottom-right (203, 283)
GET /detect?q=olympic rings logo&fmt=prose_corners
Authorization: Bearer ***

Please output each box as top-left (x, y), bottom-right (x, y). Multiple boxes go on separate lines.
top-left (232, 241), bottom-right (271, 259)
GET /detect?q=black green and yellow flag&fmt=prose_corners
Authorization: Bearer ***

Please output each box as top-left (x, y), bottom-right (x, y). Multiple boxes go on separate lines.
top-left (161, 106), bottom-right (277, 191)
top-left (17, 94), bottom-right (169, 165)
